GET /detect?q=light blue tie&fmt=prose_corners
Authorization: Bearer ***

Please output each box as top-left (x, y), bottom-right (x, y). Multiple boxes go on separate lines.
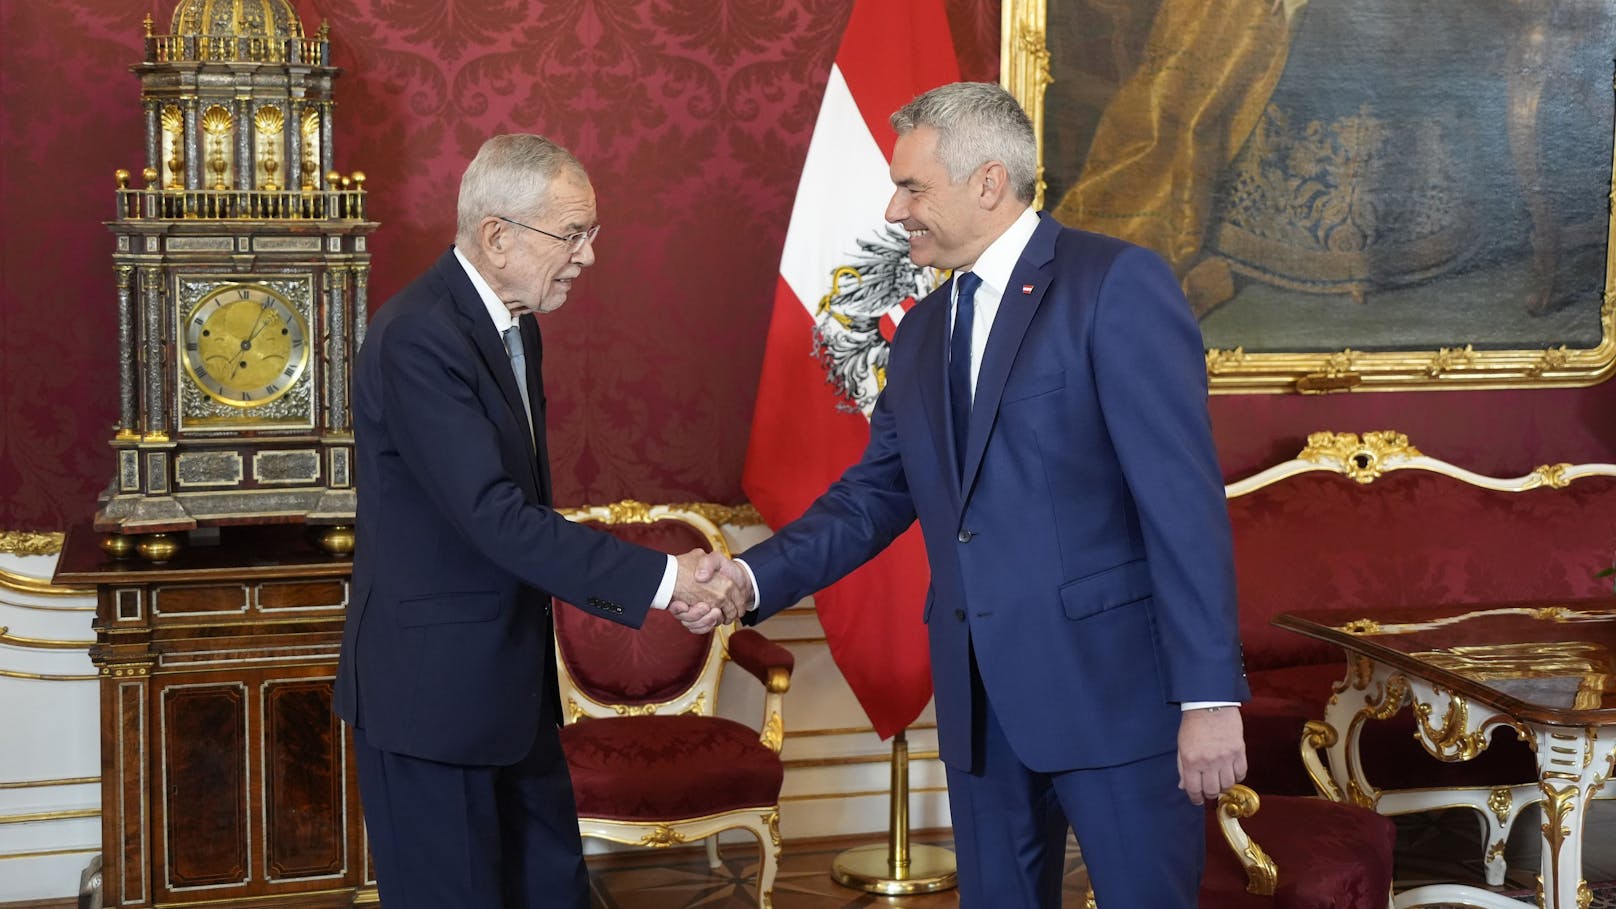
top-left (502, 326), bottom-right (534, 444)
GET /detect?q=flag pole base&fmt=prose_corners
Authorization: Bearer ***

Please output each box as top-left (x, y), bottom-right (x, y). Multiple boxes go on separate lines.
top-left (831, 843), bottom-right (957, 895)
top-left (829, 730), bottom-right (957, 894)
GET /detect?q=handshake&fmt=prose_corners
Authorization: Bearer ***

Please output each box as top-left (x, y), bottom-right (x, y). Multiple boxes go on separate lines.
top-left (667, 550), bottom-right (755, 634)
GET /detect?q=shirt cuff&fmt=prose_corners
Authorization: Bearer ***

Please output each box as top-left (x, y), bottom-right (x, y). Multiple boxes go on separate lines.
top-left (1181, 701), bottom-right (1240, 712)
top-left (649, 554), bottom-right (678, 610)
top-left (735, 558), bottom-right (760, 611)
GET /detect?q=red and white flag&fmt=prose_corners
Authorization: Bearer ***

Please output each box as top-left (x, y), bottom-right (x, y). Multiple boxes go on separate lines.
top-left (743, 0), bottom-right (960, 739)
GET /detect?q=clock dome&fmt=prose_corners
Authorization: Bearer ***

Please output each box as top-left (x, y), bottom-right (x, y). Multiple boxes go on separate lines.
top-left (169, 0), bottom-right (304, 42)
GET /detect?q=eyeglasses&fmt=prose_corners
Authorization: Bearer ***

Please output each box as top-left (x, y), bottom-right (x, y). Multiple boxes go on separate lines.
top-left (495, 215), bottom-right (601, 254)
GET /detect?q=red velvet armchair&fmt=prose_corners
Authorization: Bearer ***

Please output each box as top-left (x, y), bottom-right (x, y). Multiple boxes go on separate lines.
top-left (553, 502), bottom-right (795, 909)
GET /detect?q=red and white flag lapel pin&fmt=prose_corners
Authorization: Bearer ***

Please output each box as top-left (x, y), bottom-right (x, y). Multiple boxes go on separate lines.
top-left (1021, 283), bottom-right (1034, 295)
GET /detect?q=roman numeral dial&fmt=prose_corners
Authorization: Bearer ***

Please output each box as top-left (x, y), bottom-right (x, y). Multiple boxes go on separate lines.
top-left (181, 283), bottom-right (310, 408)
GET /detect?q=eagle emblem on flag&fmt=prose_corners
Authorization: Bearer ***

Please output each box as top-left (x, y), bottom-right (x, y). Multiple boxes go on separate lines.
top-left (811, 225), bottom-right (939, 415)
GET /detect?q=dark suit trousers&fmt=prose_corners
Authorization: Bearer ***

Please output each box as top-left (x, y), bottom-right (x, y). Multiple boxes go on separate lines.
top-left (944, 651), bottom-right (1204, 908)
top-left (354, 720), bottom-right (588, 909)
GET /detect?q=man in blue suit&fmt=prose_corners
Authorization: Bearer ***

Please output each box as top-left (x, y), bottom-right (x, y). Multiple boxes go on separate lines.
top-left (699, 83), bottom-right (1249, 907)
top-left (334, 134), bottom-right (746, 909)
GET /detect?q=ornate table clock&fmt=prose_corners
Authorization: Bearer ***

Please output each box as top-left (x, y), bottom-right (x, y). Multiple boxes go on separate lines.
top-left (96, 1), bottom-right (377, 559)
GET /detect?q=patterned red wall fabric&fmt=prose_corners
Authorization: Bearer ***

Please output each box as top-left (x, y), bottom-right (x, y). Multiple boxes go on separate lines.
top-left (1, 0), bottom-right (1611, 531)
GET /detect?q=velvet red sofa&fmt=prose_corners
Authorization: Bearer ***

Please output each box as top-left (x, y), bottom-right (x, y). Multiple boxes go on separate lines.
top-left (1225, 431), bottom-right (1616, 882)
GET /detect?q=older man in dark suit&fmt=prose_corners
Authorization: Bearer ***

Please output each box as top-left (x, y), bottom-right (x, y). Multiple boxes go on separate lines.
top-left (335, 134), bottom-right (743, 909)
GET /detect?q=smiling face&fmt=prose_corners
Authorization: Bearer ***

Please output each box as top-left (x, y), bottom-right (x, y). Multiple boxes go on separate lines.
top-left (884, 125), bottom-right (994, 272)
top-left (487, 167), bottom-right (598, 316)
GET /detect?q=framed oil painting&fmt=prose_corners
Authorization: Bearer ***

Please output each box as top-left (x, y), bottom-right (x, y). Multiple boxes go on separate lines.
top-left (1002, 0), bottom-right (1616, 393)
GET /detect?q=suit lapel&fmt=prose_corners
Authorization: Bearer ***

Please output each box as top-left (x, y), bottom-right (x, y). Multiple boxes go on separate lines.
top-left (912, 290), bottom-right (958, 504)
top-left (960, 216), bottom-right (1059, 501)
top-left (522, 317), bottom-right (553, 504)
top-left (442, 250), bottom-right (544, 493)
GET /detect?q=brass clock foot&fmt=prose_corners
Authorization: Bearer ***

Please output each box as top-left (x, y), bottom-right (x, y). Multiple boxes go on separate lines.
top-left (101, 534), bottom-right (137, 560)
top-left (315, 525), bottom-right (355, 556)
top-left (135, 533), bottom-right (181, 564)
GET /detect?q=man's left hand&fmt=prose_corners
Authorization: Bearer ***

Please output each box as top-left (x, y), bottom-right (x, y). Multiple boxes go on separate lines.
top-left (1176, 706), bottom-right (1247, 806)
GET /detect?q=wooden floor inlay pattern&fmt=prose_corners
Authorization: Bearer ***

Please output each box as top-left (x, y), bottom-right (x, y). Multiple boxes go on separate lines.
top-left (587, 804), bottom-right (1616, 908)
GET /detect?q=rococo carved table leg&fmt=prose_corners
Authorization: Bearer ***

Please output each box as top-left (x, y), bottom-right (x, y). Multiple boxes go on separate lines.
top-left (1321, 656), bottom-right (1561, 908)
top-left (1529, 724), bottom-right (1616, 909)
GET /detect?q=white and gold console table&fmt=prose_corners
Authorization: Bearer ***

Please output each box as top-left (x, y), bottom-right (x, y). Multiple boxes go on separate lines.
top-left (1277, 599), bottom-right (1616, 909)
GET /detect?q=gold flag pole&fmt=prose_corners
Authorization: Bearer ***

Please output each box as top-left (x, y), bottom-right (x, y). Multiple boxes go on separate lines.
top-left (830, 730), bottom-right (958, 894)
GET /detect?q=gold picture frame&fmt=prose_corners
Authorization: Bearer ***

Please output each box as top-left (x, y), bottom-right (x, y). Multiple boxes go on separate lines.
top-left (1002, 0), bottom-right (1616, 394)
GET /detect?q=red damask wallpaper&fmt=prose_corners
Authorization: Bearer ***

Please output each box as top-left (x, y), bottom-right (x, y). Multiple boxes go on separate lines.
top-left (0, 0), bottom-right (1611, 531)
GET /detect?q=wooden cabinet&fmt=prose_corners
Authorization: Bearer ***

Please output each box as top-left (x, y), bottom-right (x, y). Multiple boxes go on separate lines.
top-left (54, 526), bottom-right (374, 908)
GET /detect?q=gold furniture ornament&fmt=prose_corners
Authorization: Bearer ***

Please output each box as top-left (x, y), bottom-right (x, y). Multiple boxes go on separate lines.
top-left (1277, 599), bottom-right (1616, 909)
top-left (96, 0), bottom-right (377, 556)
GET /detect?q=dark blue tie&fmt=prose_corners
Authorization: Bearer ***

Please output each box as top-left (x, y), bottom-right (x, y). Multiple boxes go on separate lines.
top-left (948, 271), bottom-right (982, 478)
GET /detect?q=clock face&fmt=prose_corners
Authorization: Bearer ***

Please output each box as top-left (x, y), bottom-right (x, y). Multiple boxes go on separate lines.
top-left (182, 283), bottom-right (310, 407)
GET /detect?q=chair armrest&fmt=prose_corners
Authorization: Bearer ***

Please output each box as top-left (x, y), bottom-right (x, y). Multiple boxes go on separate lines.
top-left (728, 628), bottom-right (793, 754)
top-left (728, 628), bottom-right (793, 693)
top-left (1215, 784), bottom-right (1278, 896)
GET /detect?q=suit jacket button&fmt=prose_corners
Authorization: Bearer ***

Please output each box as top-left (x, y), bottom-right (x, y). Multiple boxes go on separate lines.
top-left (953, 608), bottom-right (966, 622)
top-left (957, 530), bottom-right (974, 543)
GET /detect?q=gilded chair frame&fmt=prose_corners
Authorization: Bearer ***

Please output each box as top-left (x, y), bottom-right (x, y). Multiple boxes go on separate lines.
top-left (555, 501), bottom-right (789, 909)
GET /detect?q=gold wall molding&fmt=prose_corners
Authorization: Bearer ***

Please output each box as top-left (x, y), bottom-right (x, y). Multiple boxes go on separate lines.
top-left (0, 845), bottom-right (99, 861)
top-left (793, 722), bottom-right (938, 739)
top-left (780, 785), bottom-right (948, 803)
top-left (0, 776), bottom-right (99, 790)
top-left (784, 751), bottom-right (941, 771)
top-left (0, 531), bottom-right (63, 557)
top-left (0, 807), bottom-right (99, 825)
top-left (0, 569), bottom-right (93, 601)
top-left (0, 530), bottom-right (90, 599)
top-left (0, 668), bottom-right (98, 682)
top-left (0, 627), bottom-right (94, 649)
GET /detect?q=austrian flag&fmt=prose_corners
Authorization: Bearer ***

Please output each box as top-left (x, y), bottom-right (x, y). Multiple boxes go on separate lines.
top-left (742, 0), bottom-right (961, 739)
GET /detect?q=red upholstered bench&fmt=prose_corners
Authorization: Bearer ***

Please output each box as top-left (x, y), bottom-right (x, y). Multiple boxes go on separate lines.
top-left (1224, 431), bottom-right (1616, 885)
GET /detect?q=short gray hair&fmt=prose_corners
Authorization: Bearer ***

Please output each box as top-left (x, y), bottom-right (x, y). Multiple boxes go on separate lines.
top-left (890, 82), bottom-right (1036, 203)
top-left (455, 134), bottom-right (585, 243)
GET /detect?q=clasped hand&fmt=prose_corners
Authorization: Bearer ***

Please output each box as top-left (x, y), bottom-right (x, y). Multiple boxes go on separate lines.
top-left (667, 550), bottom-right (754, 634)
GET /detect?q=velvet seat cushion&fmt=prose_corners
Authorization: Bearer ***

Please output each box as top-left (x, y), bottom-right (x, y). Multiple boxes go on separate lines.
top-left (560, 714), bottom-right (784, 820)
top-left (1199, 796), bottom-right (1398, 909)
